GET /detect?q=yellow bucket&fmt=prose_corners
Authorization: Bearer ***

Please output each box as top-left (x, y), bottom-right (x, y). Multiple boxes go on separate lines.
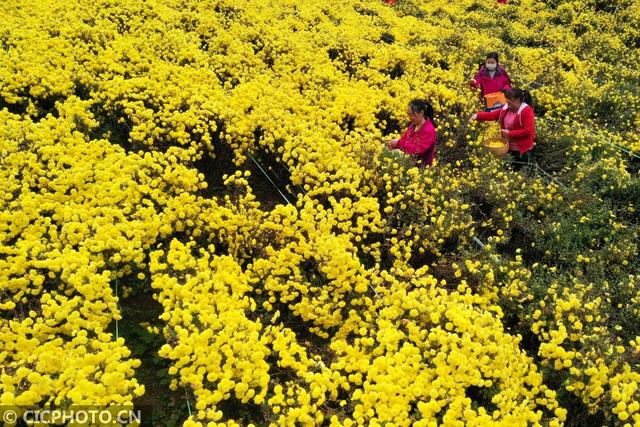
top-left (483, 136), bottom-right (509, 157)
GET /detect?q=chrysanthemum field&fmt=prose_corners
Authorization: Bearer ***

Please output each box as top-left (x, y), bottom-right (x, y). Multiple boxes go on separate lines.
top-left (1, 0), bottom-right (640, 425)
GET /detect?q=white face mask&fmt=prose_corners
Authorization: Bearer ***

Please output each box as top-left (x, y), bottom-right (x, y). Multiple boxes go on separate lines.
top-left (485, 63), bottom-right (497, 71)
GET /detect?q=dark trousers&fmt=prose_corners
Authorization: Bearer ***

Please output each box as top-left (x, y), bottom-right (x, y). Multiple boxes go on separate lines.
top-left (508, 150), bottom-right (532, 171)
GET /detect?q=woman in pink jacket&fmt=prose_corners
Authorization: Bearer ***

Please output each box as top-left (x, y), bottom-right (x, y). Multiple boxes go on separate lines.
top-left (386, 99), bottom-right (438, 167)
top-left (470, 52), bottom-right (512, 110)
top-left (472, 88), bottom-right (535, 170)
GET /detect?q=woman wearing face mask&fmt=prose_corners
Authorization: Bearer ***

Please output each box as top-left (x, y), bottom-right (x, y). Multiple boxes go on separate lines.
top-left (469, 52), bottom-right (512, 110)
top-left (386, 99), bottom-right (438, 167)
top-left (471, 88), bottom-right (535, 169)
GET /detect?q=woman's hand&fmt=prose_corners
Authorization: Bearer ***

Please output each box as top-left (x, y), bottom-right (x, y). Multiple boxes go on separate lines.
top-left (469, 79), bottom-right (477, 88)
top-left (471, 113), bottom-right (478, 120)
top-left (386, 138), bottom-right (398, 149)
top-left (500, 129), bottom-right (510, 138)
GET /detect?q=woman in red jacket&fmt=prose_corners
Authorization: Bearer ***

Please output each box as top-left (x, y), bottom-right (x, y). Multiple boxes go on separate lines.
top-left (470, 52), bottom-right (512, 110)
top-left (472, 88), bottom-right (535, 169)
top-left (386, 99), bottom-right (438, 167)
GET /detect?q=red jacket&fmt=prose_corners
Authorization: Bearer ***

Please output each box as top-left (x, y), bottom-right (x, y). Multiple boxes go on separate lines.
top-left (497, 0), bottom-right (507, 3)
top-left (476, 103), bottom-right (535, 154)
top-left (396, 119), bottom-right (437, 167)
top-left (472, 65), bottom-right (511, 96)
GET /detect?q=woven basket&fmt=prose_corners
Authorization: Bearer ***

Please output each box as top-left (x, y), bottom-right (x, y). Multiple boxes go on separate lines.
top-left (482, 136), bottom-right (509, 157)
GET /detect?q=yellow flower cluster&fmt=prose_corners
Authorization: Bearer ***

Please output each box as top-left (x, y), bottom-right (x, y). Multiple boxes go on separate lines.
top-left (0, 98), bottom-right (198, 409)
top-left (530, 281), bottom-right (640, 424)
top-left (329, 273), bottom-right (563, 426)
top-left (150, 231), bottom-right (562, 426)
top-left (151, 242), bottom-right (271, 423)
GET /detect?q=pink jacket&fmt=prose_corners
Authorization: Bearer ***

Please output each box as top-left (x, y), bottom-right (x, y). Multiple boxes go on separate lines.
top-left (396, 119), bottom-right (437, 167)
top-left (472, 65), bottom-right (512, 96)
top-left (476, 103), bottom-right (535, 154)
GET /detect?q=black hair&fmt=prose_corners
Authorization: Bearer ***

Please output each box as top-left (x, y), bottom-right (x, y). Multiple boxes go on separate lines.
top-left (503, 88), bottom-right (533, 107)
top-left (408, 99), bottom-right (436, 127)
top-left (486, 52), bottom-right (500, 65)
